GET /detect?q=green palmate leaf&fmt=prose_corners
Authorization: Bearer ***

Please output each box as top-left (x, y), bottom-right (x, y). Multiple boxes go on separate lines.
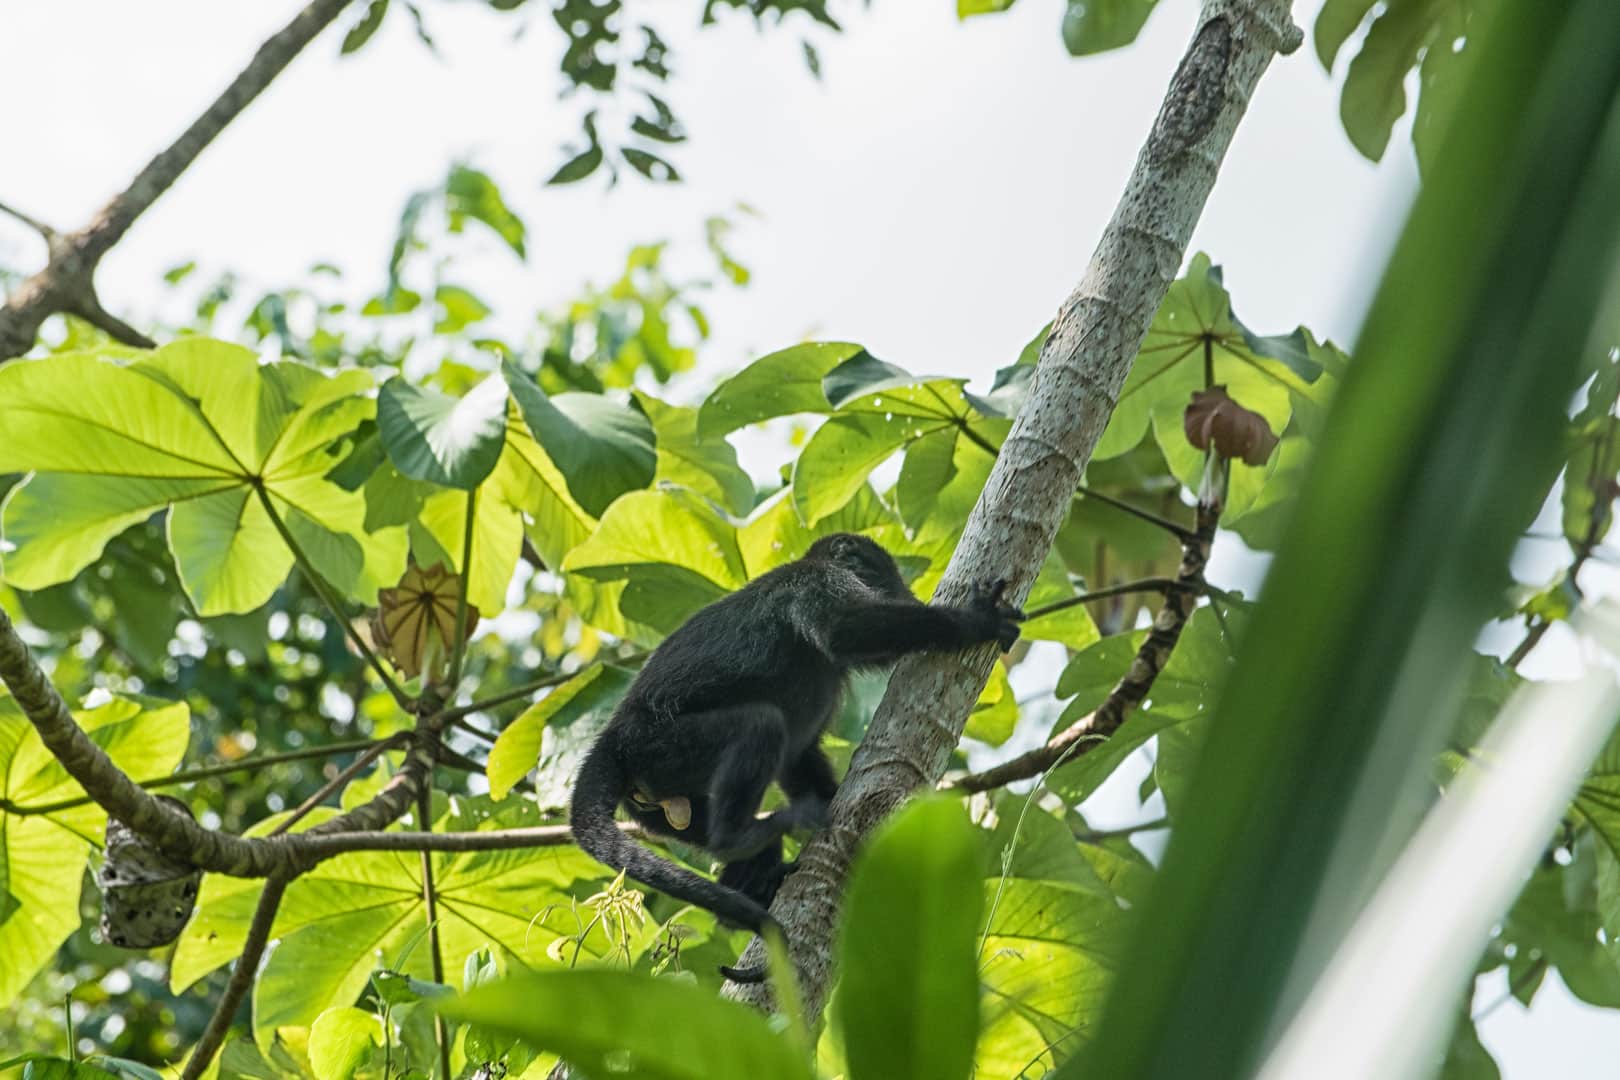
top-left (794, 356), bottom-right (1005, 525)
top-left (1061, 0), bottom-right (1163, 56)
top-left (417, 485), bottom-right (523, 613)
top-left (1091, 254), bottom-right (1330, 519)
top-left (838, 799), bottom-right (986, 1080)
top-left (697, 342), bottom-right (867, 438)
top-left (434, 283), bottom-right (492, 333)
top-left (562, 489), bottom-right (745, 633)
top-left (487, 419), bottom-right (657, 643)
top-left (307, 1007), bottom-right (382, 1080)
top-left (976, 878), bottom-right (1125, 1078)
top-left (446, 164), bottom-right (527, 259)
top-left (1048, 607), bottom-right (1239, 805)
top-left (486, 664), bottom-right (635, 799)
top-left (737, 485), bottom-right (914, 583)
top-left (0, 695), bottom-right (189, 1008)
top-left (1573, 727), bottom-right (1620, 869)
top-left (635, 392), bottom-right (756, 516)
top-left (376, 373), bottom-right (508, 490)
top-left (1340, 0), bottom-right (1440, 161)
top-left (986, 792), bottom-right (1112, 897)
top-left (0, 340), bottom-right (406, 615)
top-left (171, 800), bottom-right (606, 1043)
top-left (216, 1034), bottom-right (314, 1079)
top-left (966, 662), bottom-right (1018, 746)
top-left (793, 413), bottom-right (935, 525)
top-left (491, 420), bottom-right (596, 569)
top-left (1315, 0), bottom-right (1380, 67)
top-left (506, 363), bottom-right (656, 517)
top-left (440, 969), bottom-right (813, 1080)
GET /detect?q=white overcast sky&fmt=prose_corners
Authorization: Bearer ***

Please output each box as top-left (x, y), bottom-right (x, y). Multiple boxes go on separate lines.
top-left (2, 0), bottom-right (1616, 1074)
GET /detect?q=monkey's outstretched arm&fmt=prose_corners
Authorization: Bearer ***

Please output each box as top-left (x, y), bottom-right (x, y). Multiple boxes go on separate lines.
top-left (824, 591), bottom-right (1021, 666)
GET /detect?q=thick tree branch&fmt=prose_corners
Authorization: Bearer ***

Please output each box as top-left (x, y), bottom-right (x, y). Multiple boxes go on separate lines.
top-left (947, 495), bottom-right (1221, 794)
top-left (0, 602), bottom-right (435, 875)
top-left (0, 0), bottom-right (357, 360)
top-left (726, 0), bottom-right (1301, 1015)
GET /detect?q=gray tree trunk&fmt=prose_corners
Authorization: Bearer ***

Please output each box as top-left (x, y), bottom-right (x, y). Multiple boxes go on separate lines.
top-left (726, 0), bottom-right (1303, 1020)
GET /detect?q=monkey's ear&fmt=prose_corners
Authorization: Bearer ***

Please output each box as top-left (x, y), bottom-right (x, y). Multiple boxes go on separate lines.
top-left (660, 797), bottom-right (693, 830)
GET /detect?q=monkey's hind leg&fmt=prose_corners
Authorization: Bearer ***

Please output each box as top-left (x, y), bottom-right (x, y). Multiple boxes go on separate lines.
top-left (718, 838), bottom-right (792, 909)
top-left (675, 703), bottom-right (793, 861)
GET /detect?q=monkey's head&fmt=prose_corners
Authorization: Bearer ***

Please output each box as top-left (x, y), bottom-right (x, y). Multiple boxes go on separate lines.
top-left (805, 533), bottom-right (910, 598)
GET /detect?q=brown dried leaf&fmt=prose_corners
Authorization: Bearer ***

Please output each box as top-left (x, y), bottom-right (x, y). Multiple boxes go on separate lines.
top-left (370, 560), bottom-right (479, 680)
top-left (1184, 385), bottom-right (1279, 466)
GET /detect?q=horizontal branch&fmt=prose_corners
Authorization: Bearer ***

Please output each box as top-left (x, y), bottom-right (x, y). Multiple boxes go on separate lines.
top-left (1024, 576), bottom-right (1194, 621)
top-left (295, 819), bottom-right (643, 860)
top-left (440, 650), bottom-right (651, 722)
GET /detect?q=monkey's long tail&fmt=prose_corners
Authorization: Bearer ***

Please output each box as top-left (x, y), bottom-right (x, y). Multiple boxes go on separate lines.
top-left (570, 740), bottom-right (777, 971)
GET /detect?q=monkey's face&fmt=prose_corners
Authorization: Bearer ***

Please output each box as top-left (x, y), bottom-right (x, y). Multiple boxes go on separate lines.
top-left (808, 533), bottom-right (911, 598)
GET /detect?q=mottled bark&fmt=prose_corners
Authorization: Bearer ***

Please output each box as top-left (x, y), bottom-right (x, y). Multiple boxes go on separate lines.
top-left (726, 0), bottom-right (1302, 1018)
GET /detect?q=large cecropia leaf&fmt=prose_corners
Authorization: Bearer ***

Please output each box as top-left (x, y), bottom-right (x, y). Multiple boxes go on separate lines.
top-left (505, 362), bottom-right (655, 518)
top-left (376, 372), bottom-right (509, 490)
top-left (440, 969), bottom-right (814, 1080)
top-left (170, 798), bottom-right (608, 1046)
top-left (0, 695), bottom-right (190, 1008)
top-left (0, 340), bottom-right (406, 615)
top-left (1090, 254), bottom-right (1334, 519)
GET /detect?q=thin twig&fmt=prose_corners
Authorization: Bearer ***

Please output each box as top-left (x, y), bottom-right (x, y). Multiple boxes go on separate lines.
top-left (1073, 815), bottom-right (1171, 842)
top-left (1507, 401), bottom-right (1616, 668)
top-left (0, 736), bottom-right (386, 816)
top-left (1024, 577), bottom-right (1194, 622)
top-left (296, 820), bottom-right (643, 859)
top-left (267, 734), bottom-right (407, 836)
top-left (1076, 484), bottom-right (1196, 542)
top-left (416, 784), bottom-right (453, 1078)
top-left (946, 494), bottom-right (1223, 794)
top-left (0, 199), bottom-right (54, 240)
top-left (1472, 956), bottom-right (1548, 1022)
top-left (438, 651), bottom-right (651, 722)
top-left (181, 873), bottom-right (293, 1080)
top-left (450, 715), bottom-right (499, 743)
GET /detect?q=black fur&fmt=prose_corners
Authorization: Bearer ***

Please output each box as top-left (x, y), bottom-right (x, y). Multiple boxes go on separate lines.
top-left (570, 533), bottom-right (1022, 980)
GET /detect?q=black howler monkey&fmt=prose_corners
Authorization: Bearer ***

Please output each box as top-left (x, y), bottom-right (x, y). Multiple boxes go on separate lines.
top-left (569, 532), bottom-right (1022, 979)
